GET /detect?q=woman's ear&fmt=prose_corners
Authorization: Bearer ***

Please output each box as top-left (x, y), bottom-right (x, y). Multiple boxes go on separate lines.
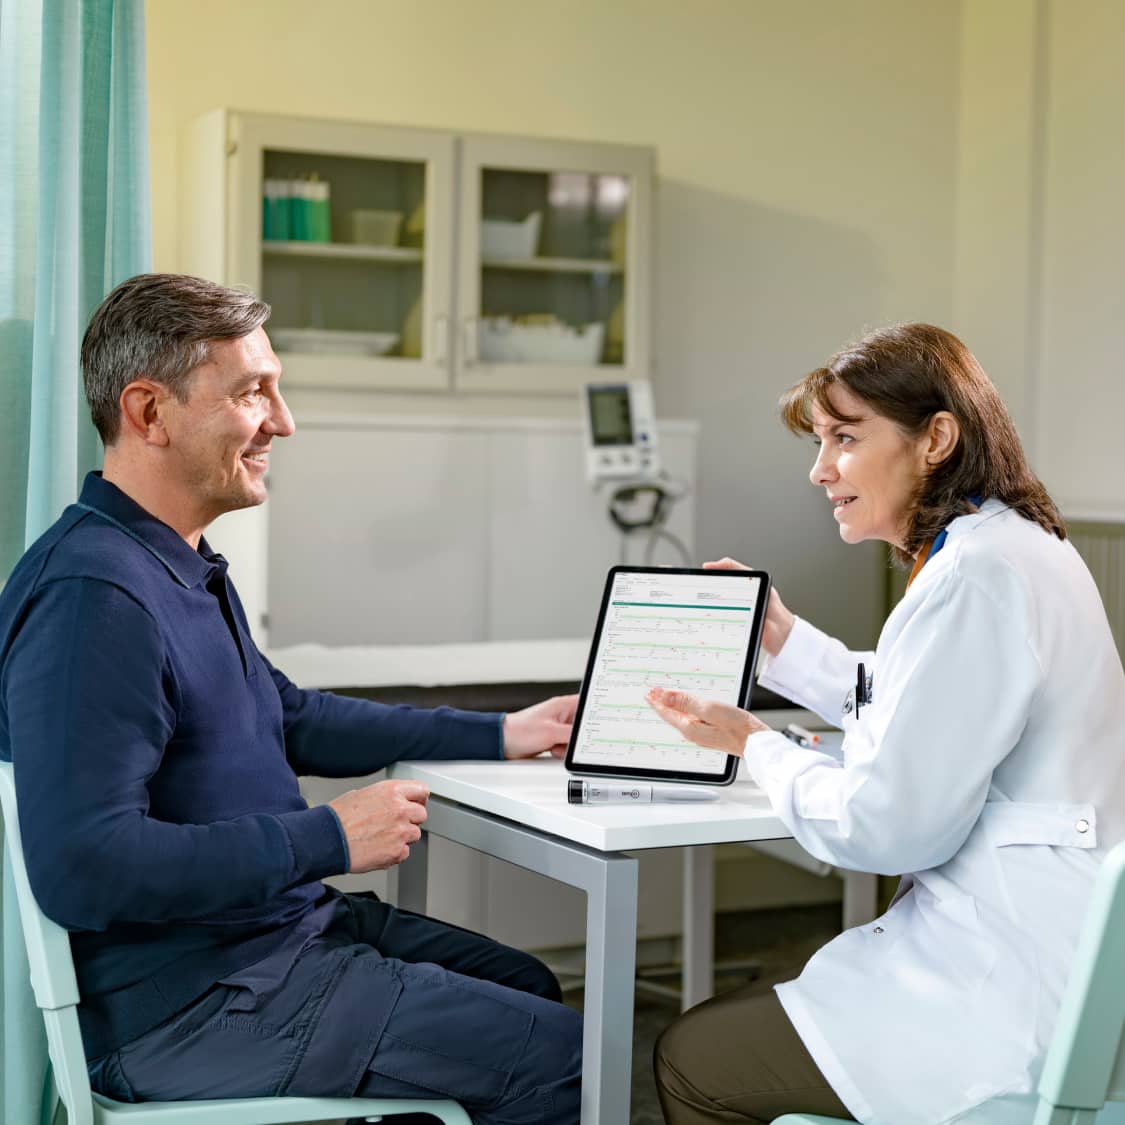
top-left (925, 411), bottom-right (960, 467)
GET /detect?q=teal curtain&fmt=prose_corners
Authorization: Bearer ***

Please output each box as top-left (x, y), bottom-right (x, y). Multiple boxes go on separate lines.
top-left (0, 0), bottom-right (151, 1120)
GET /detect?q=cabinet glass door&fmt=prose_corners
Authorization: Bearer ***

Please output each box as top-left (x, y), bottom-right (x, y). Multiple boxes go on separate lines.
top-left (228, 116), bottom-right (454, 390)
top-left (457, 136), bottom-right (652, 393)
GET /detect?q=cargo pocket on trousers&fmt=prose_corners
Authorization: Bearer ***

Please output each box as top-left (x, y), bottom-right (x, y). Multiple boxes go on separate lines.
top-left (88, 1050), bottom-right (138, 1102)
top-left (367, 971), bottom-right (536, 1106)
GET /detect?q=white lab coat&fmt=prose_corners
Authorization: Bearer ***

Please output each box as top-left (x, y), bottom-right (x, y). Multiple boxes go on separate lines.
top-left (748, 500), bottom-right (1125, 1125)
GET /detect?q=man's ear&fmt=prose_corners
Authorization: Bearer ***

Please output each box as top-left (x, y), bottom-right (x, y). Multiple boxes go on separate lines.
top-left (925, 411), bottom-right (960, 467)
top-left (118, 380), bottom-right (171, 446)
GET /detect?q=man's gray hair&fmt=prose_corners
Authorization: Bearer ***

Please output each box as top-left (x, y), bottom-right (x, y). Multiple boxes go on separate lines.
top-left (82, 273), bottom-right (271, 444)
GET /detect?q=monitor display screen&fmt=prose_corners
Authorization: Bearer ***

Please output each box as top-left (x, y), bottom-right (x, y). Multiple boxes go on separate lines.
top-left (588, 385), bottom-right (633, 446)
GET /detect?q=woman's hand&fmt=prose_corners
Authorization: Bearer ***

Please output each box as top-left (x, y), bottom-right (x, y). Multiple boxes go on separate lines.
top-left (646, 687), bottom-right (770, 757)
top-left (703, 557), bottom-right (795, 657)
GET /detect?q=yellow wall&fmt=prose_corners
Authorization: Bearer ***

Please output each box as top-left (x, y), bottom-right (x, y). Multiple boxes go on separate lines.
top-left (1036, 0), bottom-right (1125, 516)
top-left (953, 0), bottom-right (1040, 434)
top-left (147, 0), bottom-right (958, 291)
top-left (951, 0), bottom-right (1125, 519)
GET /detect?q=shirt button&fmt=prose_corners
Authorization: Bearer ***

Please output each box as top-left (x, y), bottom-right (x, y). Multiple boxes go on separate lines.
top-left (873, 926), bottom-right (884, 934)
top-left (1076, 819), bottom-right (1090, 834)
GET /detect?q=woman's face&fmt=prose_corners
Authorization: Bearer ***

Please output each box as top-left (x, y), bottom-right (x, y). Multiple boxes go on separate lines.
top-left (809, 384), bottom-right (930, 550)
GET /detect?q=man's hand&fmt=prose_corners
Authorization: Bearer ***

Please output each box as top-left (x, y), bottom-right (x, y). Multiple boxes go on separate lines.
top-left (646, 686), bottom-right (770, 757)
top-left (502, 694), bottom-right (578, 760)
top-left (329, 779), bottom-right (430, 873)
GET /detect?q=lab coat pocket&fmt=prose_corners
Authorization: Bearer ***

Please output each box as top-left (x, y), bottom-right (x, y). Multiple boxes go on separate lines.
top-left (911, 889), bottom-right (1037, 1111)
top-left (973, 802), bottom-right (1098, 1088)
top-left (912, 889), bottom-right (997, 996)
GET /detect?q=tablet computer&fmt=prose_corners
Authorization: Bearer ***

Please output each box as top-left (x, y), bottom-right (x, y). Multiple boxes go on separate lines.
top-left (564, 565), bottom-right (771, 786)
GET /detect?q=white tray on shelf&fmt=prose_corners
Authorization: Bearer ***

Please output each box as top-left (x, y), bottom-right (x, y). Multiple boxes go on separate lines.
top-left (480, 211), bottom-right (542, 260)
top-left (270, 328), bottom-right (400, 357)
top-left (479, 318), bottom-right (604, 365)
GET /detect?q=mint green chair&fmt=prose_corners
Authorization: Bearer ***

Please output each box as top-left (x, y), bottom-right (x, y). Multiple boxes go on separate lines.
top-left (0, 760), bottom-right (471, 1125)
top-left (772, 840), bottom-right (1125, 1125)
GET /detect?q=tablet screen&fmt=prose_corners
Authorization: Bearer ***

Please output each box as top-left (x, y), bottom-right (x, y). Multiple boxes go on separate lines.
top-left (565, 566), bottom-right (770, 785)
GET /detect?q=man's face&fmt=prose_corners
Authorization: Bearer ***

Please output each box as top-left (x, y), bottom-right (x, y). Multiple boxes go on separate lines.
top-left (162, 327), bottom-right (294, 525)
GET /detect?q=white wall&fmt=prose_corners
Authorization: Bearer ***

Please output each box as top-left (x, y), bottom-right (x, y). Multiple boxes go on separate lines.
top-left (146, 0), bottom-right (963, 649)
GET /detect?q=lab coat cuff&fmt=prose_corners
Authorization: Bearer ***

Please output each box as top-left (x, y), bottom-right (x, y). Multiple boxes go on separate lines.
top-left (742, 727), bottom-right (799, 781)
top-left (759, 616), bottom-right (826, 698)
top-left (276, 805), bottom-right (349, 881)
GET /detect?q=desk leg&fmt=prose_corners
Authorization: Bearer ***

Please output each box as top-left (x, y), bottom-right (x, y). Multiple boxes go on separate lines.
top-left (681, 845), bottom-right (715, 1012)
top-left (583, 853), bottom-right (639, 1125)
top-left (418, 800), bottom-right (639, 1125)
top-left (394, 831), bottom-right (430, 915)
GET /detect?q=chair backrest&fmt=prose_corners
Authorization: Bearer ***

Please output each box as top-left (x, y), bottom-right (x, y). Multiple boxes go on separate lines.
top-left (1035, 839), bottom-right (1125, 1125)
top-left (0, 758), bottom-right (96, 1125)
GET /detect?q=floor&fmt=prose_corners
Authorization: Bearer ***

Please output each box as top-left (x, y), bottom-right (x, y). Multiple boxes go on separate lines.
top-left (567, 902), bottom-right (842, 1125)
top-left (322, 902), bottom-right (841, 1125)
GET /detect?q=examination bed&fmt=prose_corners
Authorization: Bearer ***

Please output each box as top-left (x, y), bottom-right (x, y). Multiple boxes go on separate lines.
top-left (265, 637), bottom-right (796, 714)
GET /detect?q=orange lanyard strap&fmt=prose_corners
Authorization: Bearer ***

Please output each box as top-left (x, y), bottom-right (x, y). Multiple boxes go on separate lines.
top-left (905, 539), bottom-right (934, 590)
top-left (907, 496), bottom-right (983, 589)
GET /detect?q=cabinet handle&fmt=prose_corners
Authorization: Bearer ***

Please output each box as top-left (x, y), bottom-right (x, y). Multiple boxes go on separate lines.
top-left (433, 315), bottom-right (449, 365)
top-left (462, 317), bottom-right (478, 366)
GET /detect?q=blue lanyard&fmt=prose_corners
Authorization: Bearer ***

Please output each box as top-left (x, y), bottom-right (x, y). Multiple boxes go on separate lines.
top-left (924, 494), bottom-right (983, 566)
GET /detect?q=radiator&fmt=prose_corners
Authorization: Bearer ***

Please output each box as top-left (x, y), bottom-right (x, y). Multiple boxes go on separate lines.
top-left (1069, 519), bottom-right (1125, 664)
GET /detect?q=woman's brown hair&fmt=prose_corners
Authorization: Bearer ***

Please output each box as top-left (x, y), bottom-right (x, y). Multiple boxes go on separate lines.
top-left (780, 323), bottom-right (1065, 565)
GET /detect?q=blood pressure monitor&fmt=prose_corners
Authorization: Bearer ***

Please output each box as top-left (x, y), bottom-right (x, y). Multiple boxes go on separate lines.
top-left (583, 380), bottom-right (661, 485)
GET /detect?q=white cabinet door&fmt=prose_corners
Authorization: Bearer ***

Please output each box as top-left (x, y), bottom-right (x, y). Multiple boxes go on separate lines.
top-left (183, 112), bottom-right (656, 397)
top-left (455, 133), bottom-right (654, 394)
top-left (216, 111), bottom-right (456, 391)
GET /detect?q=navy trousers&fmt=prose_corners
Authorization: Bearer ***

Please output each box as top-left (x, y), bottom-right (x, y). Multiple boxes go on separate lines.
top-left (88, 893), bottom-right (582, 1124)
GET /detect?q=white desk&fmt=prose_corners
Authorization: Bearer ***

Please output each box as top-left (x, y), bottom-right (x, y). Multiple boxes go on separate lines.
top-left (386, 757), bottom-right (795, 1125)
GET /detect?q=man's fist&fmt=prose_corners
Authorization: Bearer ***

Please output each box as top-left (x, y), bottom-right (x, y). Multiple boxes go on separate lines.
top-left (329, 779), bottom-right (430, 873)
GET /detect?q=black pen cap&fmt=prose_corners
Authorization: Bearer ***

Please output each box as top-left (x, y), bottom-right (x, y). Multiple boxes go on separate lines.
top-left (567, 779), bottom-right (585, 804)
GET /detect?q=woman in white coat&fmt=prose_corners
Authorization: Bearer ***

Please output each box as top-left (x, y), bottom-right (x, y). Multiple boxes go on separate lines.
top-left (649, 323), bottom-right (1125, 1125)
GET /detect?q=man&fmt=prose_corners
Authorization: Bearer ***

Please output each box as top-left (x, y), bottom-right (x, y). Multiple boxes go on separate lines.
top-left (0, 274), bottom-right (582, 1122)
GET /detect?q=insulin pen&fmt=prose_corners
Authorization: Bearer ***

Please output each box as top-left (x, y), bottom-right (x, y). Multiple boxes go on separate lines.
top-left (568, 779), bottom-right (719, 805)
top-left (781, 723), bottom-right (821, 749)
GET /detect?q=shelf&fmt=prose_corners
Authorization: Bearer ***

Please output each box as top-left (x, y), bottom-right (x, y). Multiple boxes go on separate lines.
top-left (262, 241), bottom-right (423, 264)
top-left (481, 256), bottom-right (623, 275)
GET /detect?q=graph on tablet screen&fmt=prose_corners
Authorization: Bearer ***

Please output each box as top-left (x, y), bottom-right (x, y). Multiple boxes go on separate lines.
top-left (569, 570), bottom-right (763, 776)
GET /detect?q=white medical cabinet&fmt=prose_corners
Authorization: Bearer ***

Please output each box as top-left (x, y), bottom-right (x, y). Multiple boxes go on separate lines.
top-left (179, 110), bottom-right (654, 396)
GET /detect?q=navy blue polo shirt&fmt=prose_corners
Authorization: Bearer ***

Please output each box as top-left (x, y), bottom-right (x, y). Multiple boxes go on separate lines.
top-left (0, 473), bottom-right (503, 1056)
